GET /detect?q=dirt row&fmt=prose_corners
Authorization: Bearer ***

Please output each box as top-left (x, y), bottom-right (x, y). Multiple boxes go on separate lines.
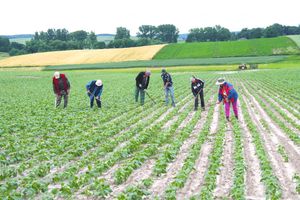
top-left (241, 83), bottom-right (300, 199)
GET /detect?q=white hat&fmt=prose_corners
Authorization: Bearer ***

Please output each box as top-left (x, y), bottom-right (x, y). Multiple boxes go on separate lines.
top-left (54, 71), bottom-right (60, 79)
top-left (145, 70), bottom-right (151, 76)
top-left (95, 80), bottom-right (102, 86)
top-left (216, 77), bottom-right (225, 85)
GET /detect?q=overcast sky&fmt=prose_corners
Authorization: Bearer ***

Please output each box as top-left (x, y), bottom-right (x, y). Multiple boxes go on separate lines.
top-left (1, 0), bottom-right (300, 35)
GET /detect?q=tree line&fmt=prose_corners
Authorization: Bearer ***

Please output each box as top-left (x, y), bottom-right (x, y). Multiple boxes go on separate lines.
top-left (0, 23), bottom-right (299, 56)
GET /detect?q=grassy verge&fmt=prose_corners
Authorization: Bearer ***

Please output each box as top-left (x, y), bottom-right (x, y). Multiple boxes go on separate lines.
top-left (44, 56), bottom-right (288, 71)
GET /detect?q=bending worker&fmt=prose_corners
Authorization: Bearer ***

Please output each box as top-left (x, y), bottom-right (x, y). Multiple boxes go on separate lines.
top-left (216, 77), bottom-right (238, 121)
top-left (135, 70), bottom-right (151, 105)
top-left (52, 71), bottom-right (70, 108)
top-left (86, 80), bottom-right (103, 108)
top-left (191, 76), bottom-right (205, 111)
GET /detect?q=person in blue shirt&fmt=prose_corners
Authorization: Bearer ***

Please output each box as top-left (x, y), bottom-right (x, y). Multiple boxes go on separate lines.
top-left (86, 80), bottom-right (103, 108)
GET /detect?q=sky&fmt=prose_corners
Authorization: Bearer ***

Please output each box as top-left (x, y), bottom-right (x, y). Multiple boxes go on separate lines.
top-left (1, 0), bottom-right (300, 35)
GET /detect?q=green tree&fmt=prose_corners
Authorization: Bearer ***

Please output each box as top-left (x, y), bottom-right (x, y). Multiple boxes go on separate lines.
top-left (264, 23), bottom-right (284, 38)
top-left (85, 32), bottom-right (98, 49)
top-left (137, 25), bottom-right (157, 39)
top-left (114, 27), bottom-right (130, 40)
top-left (156, 24), bottom-right (179, 43)
top-left (0, 36), bottom-right (10, 52)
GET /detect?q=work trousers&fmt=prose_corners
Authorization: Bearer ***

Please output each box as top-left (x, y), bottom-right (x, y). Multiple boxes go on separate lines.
top-left (55, 91), bottom-right (68, 108)
top-left (135, 87), bottom-right (145, 105)
top-left (224, 100), bottom-right (238, 118)
top-left (164, 86), bottom-right (175, 106)
top-left (194, 90), bottom-right (205, 110)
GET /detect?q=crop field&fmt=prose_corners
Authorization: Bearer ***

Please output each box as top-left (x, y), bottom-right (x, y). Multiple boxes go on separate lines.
top-left (154, 37), bottom-right (300, 59)
top-left (0, 44), bottom-right (165, 68)
top-left (1, 68), bottom-right (300, 199)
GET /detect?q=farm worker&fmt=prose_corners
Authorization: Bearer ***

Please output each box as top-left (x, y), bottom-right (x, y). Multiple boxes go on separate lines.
top-left (191, 76), bottom-right (205, 111)
top-left (52, 71), bottom-right (70, 108)
top-left (216, 78), bottom-right (239, 121)
top-left (161, 68), bottom-right (175, 107)
top-left (135, 70), bottom-right (151, 105)
top-left (86, 80), bottom-right (103, 108)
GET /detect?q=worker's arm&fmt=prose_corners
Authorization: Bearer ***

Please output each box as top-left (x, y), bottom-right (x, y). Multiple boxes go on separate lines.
top-left (218, 92), bottom-right (223, 103)
top-left (86, 82), bottom-right (91, 93)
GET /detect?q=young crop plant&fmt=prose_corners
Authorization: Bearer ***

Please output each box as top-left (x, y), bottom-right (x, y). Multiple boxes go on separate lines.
top-left (277, 145), bottom-right (289, 162)
top-left (294, 174), bottom-right (300, 194)
top-left (230, 119), bottom-right (246, 199)
top-left (83, 179), bottom-right (112, 198)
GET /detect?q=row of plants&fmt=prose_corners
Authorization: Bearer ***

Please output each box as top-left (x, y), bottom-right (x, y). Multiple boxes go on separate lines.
top-left (238, 89), bottom-right (282, 199)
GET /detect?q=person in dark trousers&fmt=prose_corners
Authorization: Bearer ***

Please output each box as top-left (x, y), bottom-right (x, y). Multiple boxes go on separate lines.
top-left (191, 76), bottom-right (205, 111)
top-left (52, 71), bottom-right (70, 108)
top-left (216, 77), bottom-right (238, 121)
top-left (86, 80), bottom-right (103, 108)
top-left (161, 68), bottom-right (175, 107)
top-left (135, 70), bottom-right (151, 105)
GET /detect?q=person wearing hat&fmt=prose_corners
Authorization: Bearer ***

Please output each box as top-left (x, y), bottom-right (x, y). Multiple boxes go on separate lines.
top-left (191, 76), bottom-right (205, 111)
top-left (135, 70), bottom-right (151, 105)
top-left (161, 68), bottom-right (175, 107)
top-left (216, 78), bottom-right (238, 121)
top-left (52, 71), bottom-right (71, 108)
top-left (86, 80), bottom-right (103, 108)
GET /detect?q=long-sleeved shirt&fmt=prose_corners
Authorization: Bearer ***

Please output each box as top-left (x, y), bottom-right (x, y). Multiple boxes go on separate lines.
top-left (218, 82), bottom-right (238, 103)
top-left (86, 81), bottom-right (103, 97)
top-left (135, 72), bottom-right (150, 90)
top-left (161, 72), bottom-right (173, 87)
top-left (53, 74), bottom-right (70, 94)
top-left (191, 78), bottom-right (204, 96)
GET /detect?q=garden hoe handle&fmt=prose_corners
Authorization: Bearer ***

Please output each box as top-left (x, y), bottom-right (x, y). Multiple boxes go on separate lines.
top-left (145, 90), bottom-right (156, 104)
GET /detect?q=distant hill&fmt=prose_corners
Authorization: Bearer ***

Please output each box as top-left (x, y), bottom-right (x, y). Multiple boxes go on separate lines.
top-left (0, 34), bottom-right (33, 39)
top-left (178, 34), bottom-right (188, 41)
top-left (154, 36), bottom-right (300, 59)
top-left (96, 33), bottom-right (115, 37)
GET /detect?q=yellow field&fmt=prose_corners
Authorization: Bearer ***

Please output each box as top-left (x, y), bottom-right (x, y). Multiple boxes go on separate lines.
top-left (0, 44), bottom-right (165, 67)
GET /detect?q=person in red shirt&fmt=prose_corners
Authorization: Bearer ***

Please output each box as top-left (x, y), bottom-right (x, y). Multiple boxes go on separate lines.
top-left (52, 71), bottom-right (70, 108)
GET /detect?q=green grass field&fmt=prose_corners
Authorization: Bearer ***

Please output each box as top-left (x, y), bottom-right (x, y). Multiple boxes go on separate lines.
top-left (44, 55), bottom-right (288, 71)
top-left (154, 37), bottom-right (300, 59)
top-left (287, 35), bottom-right (300, 48)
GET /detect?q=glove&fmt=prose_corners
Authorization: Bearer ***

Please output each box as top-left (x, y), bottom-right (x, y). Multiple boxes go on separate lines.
top-left (139, 84), bottom-right (142, 88)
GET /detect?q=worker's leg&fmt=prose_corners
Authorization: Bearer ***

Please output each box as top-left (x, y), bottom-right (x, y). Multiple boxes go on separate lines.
top-left (165, 87), bottom-right (169, 105)
top-left (63, 91), bottom-right (69, 108)
top-left (56, 94), bottom-right (62, 108)
top-left (140, 89), bottom-right (145, 105)
top-left (96, 98), bottom-right (101, 108)
top-left (89, 95), bottom-right (94, 108)
top-left (199, 90), bottom-right (205, 110)
top-left (63, 93), bottom-right (68, 108)
top-left (169, 86), bottom-right (175, 107)
top-left (135, 87), bottom-right (139, 103)
top-left (194, 95), bottom-right (199, 110)
top-left (232, 100), bottom-right (238, 119)
top-left (225, 102), bottom-right (230, 119)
